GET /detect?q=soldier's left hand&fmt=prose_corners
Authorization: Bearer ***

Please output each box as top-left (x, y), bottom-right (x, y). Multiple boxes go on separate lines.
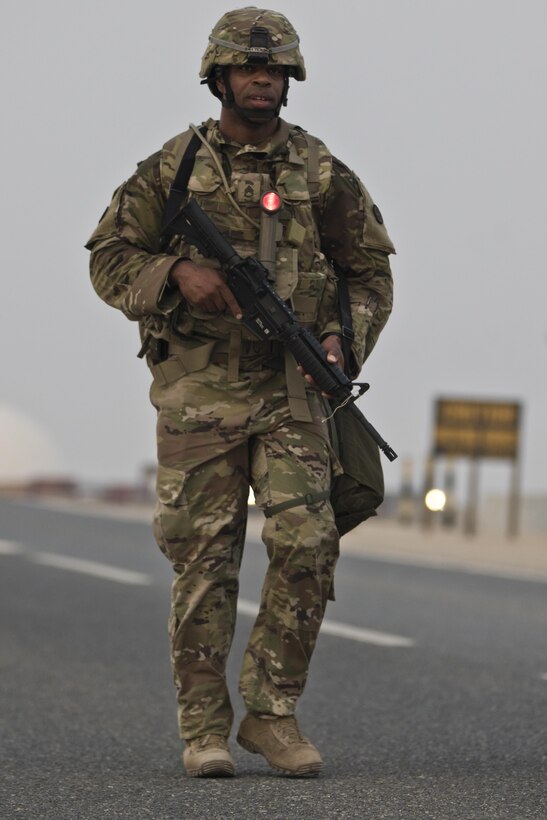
top-left (297, 334), bottom-right (344, 394)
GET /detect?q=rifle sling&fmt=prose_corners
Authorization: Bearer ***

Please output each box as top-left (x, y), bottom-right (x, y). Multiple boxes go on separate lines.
top-left (160, 127), bottom-right (206, 247)
top-left (333, 263), bottom-right (355, 377)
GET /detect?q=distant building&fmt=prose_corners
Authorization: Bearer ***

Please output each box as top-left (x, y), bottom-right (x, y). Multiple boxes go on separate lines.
top-left (25, 478), bottom-right (79, 498)
top-left (99, 483), bottom-right (151, 504)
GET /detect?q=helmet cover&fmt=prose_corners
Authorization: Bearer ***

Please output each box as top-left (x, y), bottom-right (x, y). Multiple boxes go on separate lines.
top-left (200, 7), bottom-right (306, 82)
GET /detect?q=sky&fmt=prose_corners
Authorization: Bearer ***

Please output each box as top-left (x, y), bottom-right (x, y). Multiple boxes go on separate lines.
top-left (1, 0), bottom-right (546, 500)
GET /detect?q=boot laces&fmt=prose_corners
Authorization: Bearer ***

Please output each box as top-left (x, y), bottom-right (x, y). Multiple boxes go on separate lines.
top-left (192, 734), bottom-right (228, 751)
top-left (277, 717), bottom-right (303, 744)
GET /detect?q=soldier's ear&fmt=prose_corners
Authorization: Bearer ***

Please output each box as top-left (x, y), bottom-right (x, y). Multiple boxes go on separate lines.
top-left (215, 69), bottom-right (226, 98)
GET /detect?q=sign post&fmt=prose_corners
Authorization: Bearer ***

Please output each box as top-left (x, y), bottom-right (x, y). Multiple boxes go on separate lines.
top-left (432, 398), bottom-right (522, 537)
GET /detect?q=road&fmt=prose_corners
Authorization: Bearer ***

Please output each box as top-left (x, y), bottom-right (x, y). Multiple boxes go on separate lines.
top-left (1, 497), bottom-right (546, 819)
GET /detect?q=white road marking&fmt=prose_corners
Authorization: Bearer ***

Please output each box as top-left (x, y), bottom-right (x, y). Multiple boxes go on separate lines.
top-left (320, 619), bottom-right (414, 647)
top-left (32, 553), bottom-right (152, 586)
top-left (2, 541), bottom-right (414, 643)
top-left (1, 537), bottom-right (411, 645)
top-left (0, 539), bottom-right (23, 555)
top-left (237, 598), bottom-right (414, 647)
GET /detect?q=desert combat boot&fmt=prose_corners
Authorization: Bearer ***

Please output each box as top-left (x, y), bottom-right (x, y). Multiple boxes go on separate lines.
top-left (183, 734), bottom-right (235, 778)
top-left (237, 715), bottom-right (323, 776)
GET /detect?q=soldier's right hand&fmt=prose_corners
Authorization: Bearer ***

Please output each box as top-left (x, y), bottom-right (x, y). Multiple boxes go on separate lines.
top-left (168, 259), bottom-right (242, 319)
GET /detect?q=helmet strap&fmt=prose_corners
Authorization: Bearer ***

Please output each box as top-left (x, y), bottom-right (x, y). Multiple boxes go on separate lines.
top-left (281, 77), bottom-right (290, 109)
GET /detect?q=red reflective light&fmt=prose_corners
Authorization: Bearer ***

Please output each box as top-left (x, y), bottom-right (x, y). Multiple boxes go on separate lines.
top-left (261, 191), bottom-right (282, 213)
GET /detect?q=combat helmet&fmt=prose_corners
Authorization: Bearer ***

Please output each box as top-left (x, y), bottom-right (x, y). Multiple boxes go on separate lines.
top-left (200, 7), bottom-right (306, 117)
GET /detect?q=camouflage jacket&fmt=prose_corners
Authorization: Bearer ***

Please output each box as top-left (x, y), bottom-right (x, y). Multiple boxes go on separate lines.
top-left (86, 118), bottom-right (395, 377)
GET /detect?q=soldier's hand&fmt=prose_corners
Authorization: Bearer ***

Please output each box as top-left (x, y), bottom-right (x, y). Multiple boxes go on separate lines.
top-left (297, 334), bottom-right (345, 394)
top-left (169, 260), bottom-right (242, 319)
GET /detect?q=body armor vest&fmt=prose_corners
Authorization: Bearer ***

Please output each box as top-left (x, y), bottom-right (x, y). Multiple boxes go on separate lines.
top-left (159, 119), bottom-right (338, 344)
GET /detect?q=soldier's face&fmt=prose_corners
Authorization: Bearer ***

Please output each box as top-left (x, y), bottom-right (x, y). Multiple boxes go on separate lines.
top-left (217, 64), bottom-right (286, 115)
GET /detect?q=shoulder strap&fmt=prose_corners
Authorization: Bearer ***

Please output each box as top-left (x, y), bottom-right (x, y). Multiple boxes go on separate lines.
top-left (333, 262), bottom-right (355, 377)
top-left (290, 128), bottom-right (321, 204)
top-left (160, 125), bottom-right (207, 246)
top-left (302, 132), bottom-right (320, 203)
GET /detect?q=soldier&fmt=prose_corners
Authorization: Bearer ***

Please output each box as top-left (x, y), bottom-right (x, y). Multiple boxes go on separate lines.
top-left (86, 7), bottom-right (395, 778)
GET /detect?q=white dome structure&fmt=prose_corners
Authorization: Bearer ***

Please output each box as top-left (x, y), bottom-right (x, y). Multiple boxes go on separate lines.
top-left (0, 405), bottom-right (65, 482)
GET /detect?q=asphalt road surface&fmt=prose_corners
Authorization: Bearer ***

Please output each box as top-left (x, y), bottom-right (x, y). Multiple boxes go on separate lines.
top-left (1, 498), bottom-right (546, 819)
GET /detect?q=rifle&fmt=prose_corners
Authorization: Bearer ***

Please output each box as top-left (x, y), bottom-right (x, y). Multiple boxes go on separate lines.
top-left (173, 198), bottom-right (397, 461)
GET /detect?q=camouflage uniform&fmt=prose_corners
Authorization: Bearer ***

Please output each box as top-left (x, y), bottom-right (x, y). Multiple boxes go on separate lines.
top-left (86, 10), bottom-right (395, 743)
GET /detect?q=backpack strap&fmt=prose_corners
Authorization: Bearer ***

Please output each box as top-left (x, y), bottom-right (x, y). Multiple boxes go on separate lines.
top-left (159, 125), bottom-right (207, 248)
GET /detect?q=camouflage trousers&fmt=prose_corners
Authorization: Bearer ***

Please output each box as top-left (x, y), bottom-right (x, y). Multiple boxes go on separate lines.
top-left (150, 362), bottom-right (339, 741)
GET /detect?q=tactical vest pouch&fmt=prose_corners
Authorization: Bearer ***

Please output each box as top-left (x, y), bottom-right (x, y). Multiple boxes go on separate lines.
top-left (149, 340), bottom-right (217, 386)
top-left (326, 399), bottom-right (384, 537)
top-left (291, 269), bottom-right (327, 327)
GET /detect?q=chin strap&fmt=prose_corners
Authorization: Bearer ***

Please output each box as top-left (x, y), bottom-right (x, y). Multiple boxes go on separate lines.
top-left (217, 68), bottom-right (290, 123)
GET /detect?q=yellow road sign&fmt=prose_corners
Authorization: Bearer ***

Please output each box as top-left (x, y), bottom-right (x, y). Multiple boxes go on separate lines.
top-left (434, 398), bottom-right (521, 459)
